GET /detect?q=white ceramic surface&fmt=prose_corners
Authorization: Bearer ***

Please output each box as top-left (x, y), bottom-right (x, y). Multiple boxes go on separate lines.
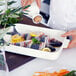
top-left (4, 24), bottom-right (70, 60)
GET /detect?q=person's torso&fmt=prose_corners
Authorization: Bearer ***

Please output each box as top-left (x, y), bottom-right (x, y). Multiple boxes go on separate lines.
top-left (48, 0), bottom-right (76, 31)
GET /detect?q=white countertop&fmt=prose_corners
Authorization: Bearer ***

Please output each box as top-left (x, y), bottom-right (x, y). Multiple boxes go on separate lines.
top-left (8, 48), bottom-right (76, 76)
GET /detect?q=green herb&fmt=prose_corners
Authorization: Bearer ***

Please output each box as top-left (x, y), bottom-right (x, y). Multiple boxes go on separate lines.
top-left (0, 0), bottom-right (30, 28)
top-left (32, 38), bottom-right (41, 44)
top-left (7, 1), bottom-right (16, 6)
top-left (64, 70), bottom-right (76, 76)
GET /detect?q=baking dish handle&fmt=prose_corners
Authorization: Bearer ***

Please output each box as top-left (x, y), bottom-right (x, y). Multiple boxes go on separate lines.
top-left (63, 38), bottom-right (70, 48)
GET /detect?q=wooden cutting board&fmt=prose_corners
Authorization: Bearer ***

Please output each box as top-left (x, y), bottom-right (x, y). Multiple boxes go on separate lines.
top-left (5, 52), bottom-right (35, 71)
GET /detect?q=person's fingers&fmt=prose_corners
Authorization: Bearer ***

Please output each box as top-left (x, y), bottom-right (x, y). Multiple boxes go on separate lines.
top-left (36, 0), bottom-right (41, 8)
top-left (68, 43), bottom-right (76, 48)
top-left (61, 32), bottom-right (73, 37)
top-left (28, 0), bottom-right (34, 5)
top-left (62, 30), bottom-right (76, 37)
top-left (67, 40), bottom-right (76, 48)
top-left (21, 0), bottom-right (34, 10)
top-left (30, 0), bottom-right (34, 3)
top-left (25, 0), bottom-right (33, 6)
top-left (21, 0), bottom-right (33, 6)
top-left (21, 0), bottom-right (28, 6)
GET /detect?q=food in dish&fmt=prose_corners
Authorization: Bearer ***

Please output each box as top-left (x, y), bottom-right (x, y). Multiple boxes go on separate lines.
top-left (47, 45), bottom-right (56, 52)
top-left (10, 32), bottom-right (62, 52)
top-left (41, 48), bottom-right (51, 52)
top-left (11, 34), bottom-right (24, 43)
top-left (31, 43), bottom-right (40, 50)
top-left (33, 69), bottom-right (76, 76)
top-left (30, 32), bottom-right (38, 37)
top-left (49, 39), bottom-right (62, 47)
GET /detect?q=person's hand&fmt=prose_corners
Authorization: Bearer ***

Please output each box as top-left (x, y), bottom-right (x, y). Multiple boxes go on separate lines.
top-left (36, 0), bottom-right (41, 8)
top-left (21, 0), bottom-right (41, 9)
top-left (62, 30), bottom-right (76, 48)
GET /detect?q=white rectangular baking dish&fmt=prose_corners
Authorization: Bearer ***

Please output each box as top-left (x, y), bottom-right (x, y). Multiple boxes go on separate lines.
top-left (5, 24), bottom-right (70, 60)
